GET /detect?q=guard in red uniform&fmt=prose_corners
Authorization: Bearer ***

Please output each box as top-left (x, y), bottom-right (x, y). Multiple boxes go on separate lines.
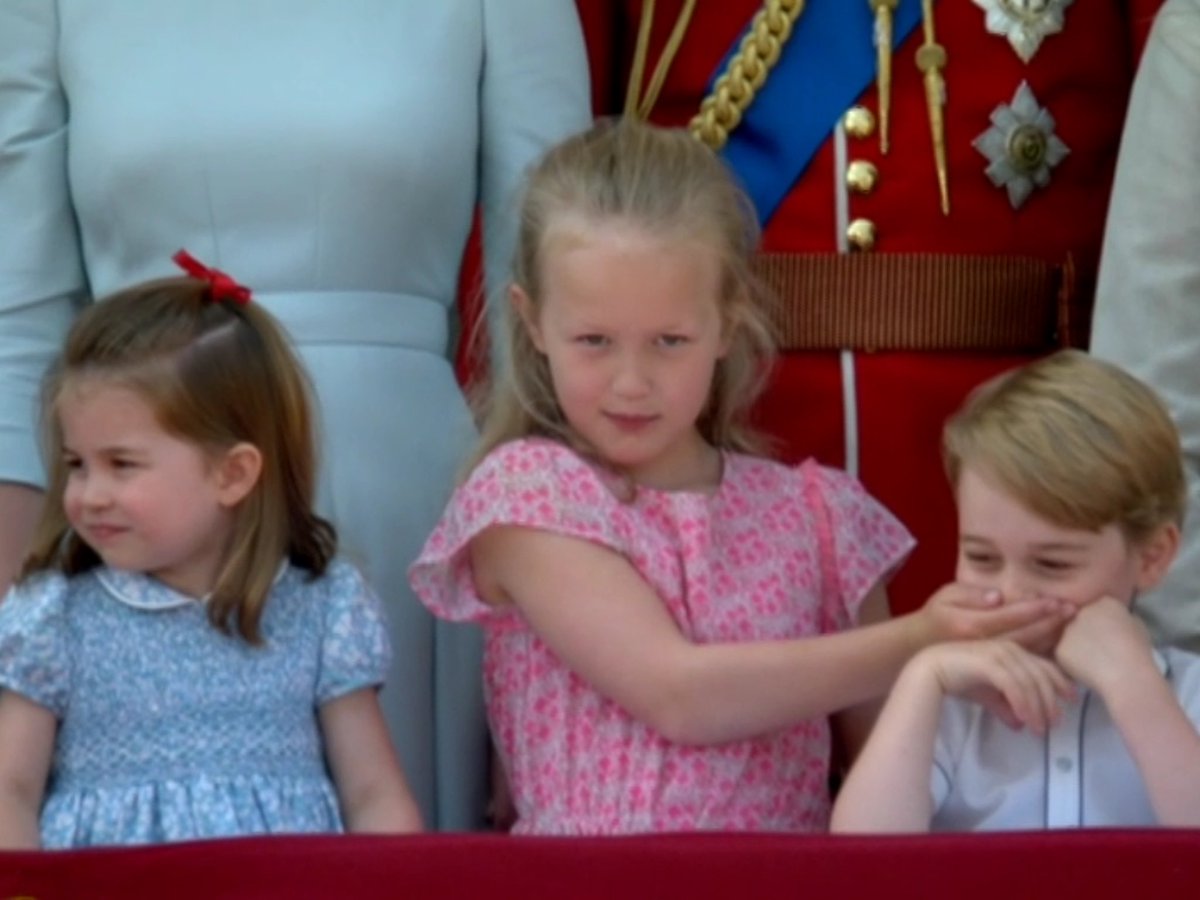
top-left (577, 0), bottom-right (1162, 614)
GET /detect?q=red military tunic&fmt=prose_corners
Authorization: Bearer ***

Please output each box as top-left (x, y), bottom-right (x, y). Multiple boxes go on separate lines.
top-left (577, 0), bottom-right (1162, 614)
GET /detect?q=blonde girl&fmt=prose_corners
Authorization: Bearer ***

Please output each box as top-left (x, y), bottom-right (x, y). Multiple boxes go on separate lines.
top-left (0, 256), bottom-right (421, 848)
top-left (411, 119), bottom-right (1065, 834)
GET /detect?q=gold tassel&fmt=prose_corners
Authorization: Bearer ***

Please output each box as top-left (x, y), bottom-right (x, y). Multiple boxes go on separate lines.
top-left (624, 0), bottom-right (697, 120)
top-left (869, 0), bottom-right (898, 155)
top-left (915, 0), bottom-right (950, 215)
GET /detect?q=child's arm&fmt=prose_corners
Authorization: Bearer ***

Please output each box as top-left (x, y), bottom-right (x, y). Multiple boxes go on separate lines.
top-left (833, 581), bottom-right (1071, 763)
top-left (1056, 598), bottom-right (1200, 827)
top-left (319, 688), bottom-right (423, 833)
top-left (472, 525), bottom-right (1065, 745)
top-left (832, 585), bottom-right (892, 761)
top-left (0, 691), bottom-right (56, 848)
top-left (831, 640), bottom-right (1074, 832)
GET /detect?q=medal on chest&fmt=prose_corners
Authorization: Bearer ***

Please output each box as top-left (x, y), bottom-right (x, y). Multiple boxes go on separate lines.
top-left (973, 0), bottom-right (1075, 63)
top-left (973, 81), bottom-right (1070, 209)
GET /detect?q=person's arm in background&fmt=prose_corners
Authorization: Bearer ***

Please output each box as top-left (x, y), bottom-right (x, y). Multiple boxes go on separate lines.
top-left (1090, 0), bottom-right (1200, 649)
top-left (442, 0), bottom-right (593, 829)
top-left (478, 0), bottom-right (592, 369)
top-left (0, 0), bottom-right (91, 591)
top-left (0, 489), bottom-right (42, 590)
top-left (1130, 0), bottom-right (1173, 64)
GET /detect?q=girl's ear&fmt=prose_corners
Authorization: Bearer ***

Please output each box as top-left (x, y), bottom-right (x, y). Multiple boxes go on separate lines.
top-left (717, 291), bottom-right (746, 359)
top-left (510, 284), bottom-right (546, 354)
top-left (1136, 522), bottom-right (1180, 591)
top-left (214, 442), bottom-right (263, 508)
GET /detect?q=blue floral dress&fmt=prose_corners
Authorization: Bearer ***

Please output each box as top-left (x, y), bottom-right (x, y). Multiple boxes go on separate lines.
top-left (0, 559), bottom-right (389, 848)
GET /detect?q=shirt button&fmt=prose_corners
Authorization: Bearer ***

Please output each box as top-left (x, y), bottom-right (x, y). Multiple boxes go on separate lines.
top-left (1055, 756), bottom-right (1074, 773)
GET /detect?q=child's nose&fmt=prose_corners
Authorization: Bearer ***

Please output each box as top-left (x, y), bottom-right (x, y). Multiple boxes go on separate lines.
top-left (80, 474), bottom-right (112, 508)
top-left (999, 569), bottom-right (1035, 605)
top-left (612, 351), bottom-right (652, 396)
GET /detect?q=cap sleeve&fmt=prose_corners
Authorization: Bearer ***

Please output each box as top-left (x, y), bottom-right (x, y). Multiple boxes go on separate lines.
top-left (0, 572), bottom-right (71, 716)
top-left (409, 438), bottom-right (627, 624)
top-left (314, 561), bottom-right (392, 705)
top-left (799, 462), bottom-right (915, 631)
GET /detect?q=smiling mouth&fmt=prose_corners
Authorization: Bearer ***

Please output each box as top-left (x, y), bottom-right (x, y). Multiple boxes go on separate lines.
top-left (85, 524), bottom-right (128, 542)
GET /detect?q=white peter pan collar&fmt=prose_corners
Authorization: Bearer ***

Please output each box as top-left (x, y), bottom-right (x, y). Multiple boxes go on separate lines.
top-left (95, 562), bottom-right (290, 611)
top-left (95, 567), bottom-right (200, 610)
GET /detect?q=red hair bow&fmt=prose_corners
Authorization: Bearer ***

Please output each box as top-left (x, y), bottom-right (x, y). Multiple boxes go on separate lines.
top-left (172, 249), bottom-right (252, 305)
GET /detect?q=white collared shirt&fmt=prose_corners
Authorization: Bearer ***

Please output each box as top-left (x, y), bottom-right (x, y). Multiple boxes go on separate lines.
top-left (931, 647), bottom-right (1200, 830)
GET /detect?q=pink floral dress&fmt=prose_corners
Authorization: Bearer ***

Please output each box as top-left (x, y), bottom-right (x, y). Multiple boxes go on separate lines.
top-left (410, 438), bottom-right (913, 834)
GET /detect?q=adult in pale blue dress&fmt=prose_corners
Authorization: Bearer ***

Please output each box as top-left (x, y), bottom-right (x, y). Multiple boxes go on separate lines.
top-left (0, 1), bottom-right (590, 830)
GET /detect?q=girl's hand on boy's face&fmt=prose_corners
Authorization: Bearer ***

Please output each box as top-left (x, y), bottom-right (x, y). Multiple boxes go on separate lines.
top-left (915, 640), bottom-right (1076, 733)
top-left (1054, 596), bottom-right (1153, 694)
top-left (997, 591), bottom-right (1077, 656)
top-left (919, 582), bottom-right (1072, 647)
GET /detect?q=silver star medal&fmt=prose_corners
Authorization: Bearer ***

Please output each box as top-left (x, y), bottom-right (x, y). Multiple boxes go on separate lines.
top-left (973, 81), bottom-right (1069, 210)
top-left (973, 0), bottom-right (1074, 63)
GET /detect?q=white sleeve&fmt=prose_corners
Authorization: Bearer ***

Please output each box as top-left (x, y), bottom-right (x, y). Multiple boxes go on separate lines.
top-left (1090, 0), bottom-right (1200, 648)
top-left (0, 0), bottom-right (88, 488)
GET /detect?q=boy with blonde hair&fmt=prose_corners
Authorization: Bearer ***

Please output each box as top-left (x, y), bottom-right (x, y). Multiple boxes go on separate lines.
top-left (832, 349), bottom-right (1200, 831)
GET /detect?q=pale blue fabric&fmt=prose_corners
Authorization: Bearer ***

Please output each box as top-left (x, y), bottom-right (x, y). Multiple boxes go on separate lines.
top-left (0, 0), bottom-right (592, 828)
top-left (1091, 0), bottom-right (1200, 650)
top-left (0, 560), bottom-right (389, 848)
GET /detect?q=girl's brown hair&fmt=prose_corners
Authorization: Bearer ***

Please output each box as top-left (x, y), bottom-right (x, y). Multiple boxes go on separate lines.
top-left (468, 117), bottom-right (777, 474)
top-left (22, 276), bottom-right (335, 643)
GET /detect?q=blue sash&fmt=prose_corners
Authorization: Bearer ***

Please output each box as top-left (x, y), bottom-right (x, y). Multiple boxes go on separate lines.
top-left (715, 0), bottom-right (926, 223)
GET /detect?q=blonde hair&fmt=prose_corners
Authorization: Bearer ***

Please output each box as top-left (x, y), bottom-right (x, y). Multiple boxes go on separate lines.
top-left (471, 117), bottom-right (776, 473)
top-left (22, 277), bottom-right (335, 643)
top-left (943, 349), bottom-right (1185, 544)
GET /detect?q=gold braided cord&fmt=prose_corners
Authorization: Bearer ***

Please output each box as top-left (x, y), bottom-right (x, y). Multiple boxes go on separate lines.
top-left (689, 0), bottom-right (807, 150)
top-left (624, 0), bottom-right (698, 120)
top-left (624, 0), bottom-right (657, 116)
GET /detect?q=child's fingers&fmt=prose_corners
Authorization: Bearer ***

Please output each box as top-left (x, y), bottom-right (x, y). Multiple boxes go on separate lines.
top-left (973, 690), bottom-right (1024, 730)
top-left (989, 649), bottom-right (1048, 730)
top-left (970, 596), bottom-right (1064, 639)
top-left (921, 584), bottom-right (1061, 643)
top-left (991, 644), bottom-right (1072, 733)
top-left (1021, 655), bottom-right (1074, 730)
top-left (941, 585), bottom-right (1003, 609)
top-left (997, 612), bottom-right (1066, 653)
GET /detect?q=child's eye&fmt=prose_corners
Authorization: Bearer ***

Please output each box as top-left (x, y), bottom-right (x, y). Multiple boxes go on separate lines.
top-left (63, 456), bottom-right (83, 472)
top-left (963, 552), bottom-right (999, 570)
top-left (1035, 559), bottom-right (1076, 575)
top-left (657, 334), bottom-right (690, 348)
top-left (575, 334), bottom-right (608, 348)
top-left (111, 458), bottom-right (140, 471)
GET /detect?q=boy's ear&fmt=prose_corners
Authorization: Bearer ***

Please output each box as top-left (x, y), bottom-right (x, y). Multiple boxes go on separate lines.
top-left (214, 442), bottom-right (263, 508)
top-left (510, 284), bottom-right (546, 354)
top-left (1136, 522), bottom-right (1181, 591)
